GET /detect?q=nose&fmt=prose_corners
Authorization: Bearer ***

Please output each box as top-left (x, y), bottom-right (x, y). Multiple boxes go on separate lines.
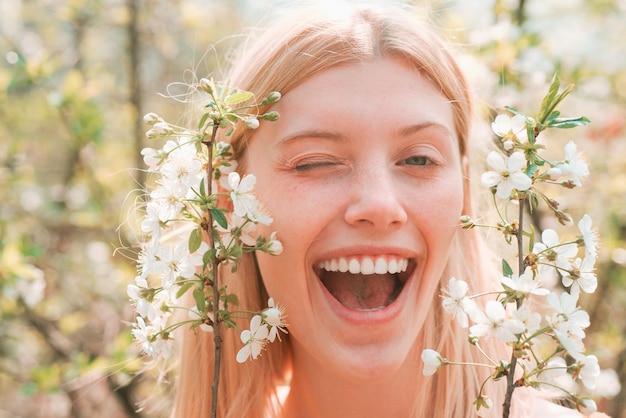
top-left (344, 165), bottom-right (408, 230)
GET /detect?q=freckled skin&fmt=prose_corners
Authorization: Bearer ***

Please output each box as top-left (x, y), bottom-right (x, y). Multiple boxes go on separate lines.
top-left (244, 58), bottom-right (465, 417)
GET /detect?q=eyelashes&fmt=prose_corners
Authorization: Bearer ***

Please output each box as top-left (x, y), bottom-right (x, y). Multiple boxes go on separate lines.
top-left (292, 155), bottom-right (439, 173)
top-left (294, 161), bottom-right (337, 172)
top-left (399, 156), bottom-right (432, 166)
top-left (291, 156), bottom-right (347, 172)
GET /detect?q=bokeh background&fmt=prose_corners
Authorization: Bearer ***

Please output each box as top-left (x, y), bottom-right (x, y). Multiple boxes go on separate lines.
top-left (1, 0), bottom-right (625, 417)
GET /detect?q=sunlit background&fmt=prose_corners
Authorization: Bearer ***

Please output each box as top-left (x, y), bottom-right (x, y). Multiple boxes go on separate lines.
top-left (1, 0), bottom-right (625, 417)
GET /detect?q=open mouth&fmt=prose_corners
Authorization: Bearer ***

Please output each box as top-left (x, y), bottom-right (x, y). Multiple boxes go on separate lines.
top-left (314, 256), bottom-right (414, 312)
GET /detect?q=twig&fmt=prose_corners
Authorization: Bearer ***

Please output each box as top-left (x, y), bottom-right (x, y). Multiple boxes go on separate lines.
top-left (201, 125), bottom-right (222, 418)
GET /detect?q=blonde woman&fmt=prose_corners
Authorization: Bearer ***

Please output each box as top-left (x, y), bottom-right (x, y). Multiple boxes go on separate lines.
top-left (171, 3), bottom-right (599, 417)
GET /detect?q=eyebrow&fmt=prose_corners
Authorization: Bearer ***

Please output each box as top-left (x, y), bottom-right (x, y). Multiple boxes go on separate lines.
top-left (397, 122), bottom-right (455, 140)
top-left (276, 122), bottom-right (454, 147)
top-left (276, 129), bottom-right (348, 147)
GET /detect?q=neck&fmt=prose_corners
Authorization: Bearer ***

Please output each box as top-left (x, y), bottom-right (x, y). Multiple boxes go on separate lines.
top-left (281, 343), bottom-right (425, 418)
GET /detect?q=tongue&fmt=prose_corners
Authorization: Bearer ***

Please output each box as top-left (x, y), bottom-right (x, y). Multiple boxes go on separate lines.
top-left (321, 271), bottom-right (397, 310)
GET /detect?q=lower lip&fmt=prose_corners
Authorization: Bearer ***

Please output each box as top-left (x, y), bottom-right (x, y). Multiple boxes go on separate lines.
top-left (315, 269), bottom-right (413, 326)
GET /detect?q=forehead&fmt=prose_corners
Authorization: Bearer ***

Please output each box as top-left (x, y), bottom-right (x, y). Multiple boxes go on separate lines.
top-left (269, 57), bottom-right (456, 137)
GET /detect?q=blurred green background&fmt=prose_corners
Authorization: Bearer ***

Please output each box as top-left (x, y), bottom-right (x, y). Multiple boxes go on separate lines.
top-left (1, 0), bottom-right (625, 417)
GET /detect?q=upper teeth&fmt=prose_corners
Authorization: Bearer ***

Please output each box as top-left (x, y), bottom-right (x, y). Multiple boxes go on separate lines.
top-left (317, 257), bottom-right (409, 275)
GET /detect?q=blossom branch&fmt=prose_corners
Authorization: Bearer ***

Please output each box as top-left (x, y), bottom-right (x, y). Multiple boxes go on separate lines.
top-left (422, 75), bottom-right (604, 417)
top-left (129, 78), bottom-right (287, 418)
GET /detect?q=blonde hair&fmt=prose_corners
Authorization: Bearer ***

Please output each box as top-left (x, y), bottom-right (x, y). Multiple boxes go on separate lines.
top-left (173, 2), bottom-right (510, 417)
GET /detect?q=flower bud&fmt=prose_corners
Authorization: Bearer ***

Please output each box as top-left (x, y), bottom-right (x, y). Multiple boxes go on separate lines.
top-left (546, 167), bottom-right (562, 181)
top-left (266, 91), bottom-right (281, 104)
top-left (244, 117), bottom-right (260, 129)
top-left (421, 349), bottom-right (444, 376)
top-left (260, 111), bottom-right (280, 121)
top-left (143, 112), bottom-right (162, 125)
top-left (199, 78), bottom-right (213, 94)
top-left (267, 232), bottom-right (283, 255)
top-left (578, 398), bottom-right (597, 415)
top-left (153, 121), bottom-right (173, 136)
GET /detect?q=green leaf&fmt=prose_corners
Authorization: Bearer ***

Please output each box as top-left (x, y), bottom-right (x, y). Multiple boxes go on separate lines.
top-left (525, 164), bottom-right (538, 178)
top-left (545, 110), bottom-right (561, 123)
top-left (193, 287), bottom-right (206, 313)
top-left (198, 112), bottom-right (209, 130)
top-left (502, 259), bottom-right (514, 277)
top-left (548, 116), bottom-right (591, 129)
top-left (211, 207), bottom-right (228, 229)
top-left (229, 243), bottom-right (243, 260)
top-left (198, 177), bottom-right (206, 198)
top-left (224, 293), bottom-right (239, 307)
top-left (188, 227), bottom-right (202, 253)
top-left (504, 105), bottom-right (522, 115)
top-left (224, 90), bottom-right (254, 105)
top-left (538, 74), bottom-right (561, 122)
top-left (176, 281), bottom-right (195, 299)
top-left (529, 193), bottom-right (539, 212)
top-left (203, 248), bottom-right (217, 268)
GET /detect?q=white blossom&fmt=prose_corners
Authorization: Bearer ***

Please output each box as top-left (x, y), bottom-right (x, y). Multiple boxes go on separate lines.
top-left (141, 201), bottom-right (162, 239)
top-left (236, 315), bottom-right (269, 363)
top-left (421, 349), bottom-right (444, 376)
top-left (501, 268), bottom-right (550, 298)
top-left (160, 147), bottom-right (203, 189)
top-left (136, 240), bottom-right (165, 280)
top-left (578, 214), bottom-right (599, 259)
top-left (470, 300), bottom-right (525, 343)
top-left (577, 354), bottom-right (601, 390)
top-left (127, 276), bottom-right (167, 322)
top-left (228, 172), bottom-right (273, 225)
top-left (157, 241), bottom-right (208, 290)
top-left (532, 228), bottom-right (578, 273)
top-left (547, 292), bottom-right (590, 337)
top-left (557, 141), bottom-right (589, 187)
top-left (442, 277), bottom-right (478, 328)
top-left (132, 316), bottom-right (172, 359)
top-left (547, 292), bottom-right (590, 360)
top-left (141, 147), bottom-right (164, 171)
top-left (263, 298), bottom-right (288, 342)
top-left (562, 255), bottom-right (597, 296)
top-left (513, 305), bottom-right (542, 335)
top-left (149, 181), bottom-right (186, 222)
top-left (538, 356), bottom-right (569, 387)
top-left (481, 151), bottom-right (532, 199)
top-left (492, 114), bottom-right (528, 141)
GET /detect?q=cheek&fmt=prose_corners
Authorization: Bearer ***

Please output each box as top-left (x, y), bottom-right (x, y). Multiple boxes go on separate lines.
top-left (412, 176), bottom-right (464, 280)
top-left (252, 179), bottom-right (333, 297)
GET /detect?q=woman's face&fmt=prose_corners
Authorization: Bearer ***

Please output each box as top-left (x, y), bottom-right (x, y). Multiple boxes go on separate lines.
top-left (245, 57), bottom-right (465, 380)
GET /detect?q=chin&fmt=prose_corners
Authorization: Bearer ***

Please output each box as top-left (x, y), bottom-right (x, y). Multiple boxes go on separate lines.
top-left (329, 339), bottom-right (419, 382)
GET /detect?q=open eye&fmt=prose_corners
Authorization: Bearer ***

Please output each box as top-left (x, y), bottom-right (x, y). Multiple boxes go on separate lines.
top-left (400, 156), bottom-right (431, 166)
